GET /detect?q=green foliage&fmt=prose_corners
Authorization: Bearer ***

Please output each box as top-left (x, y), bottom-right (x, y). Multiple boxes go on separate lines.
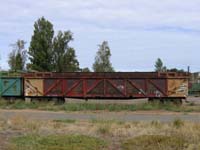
top-left (93, 41), bottom-right (114, 72)
top-left (9, 134), bottom-right (107, 150)
top-left (8, 40), bottom-right (26, 71)
top-left (8, 51), bottom-right (16, 70)
top-left (15, 53), bottom-right (23, 70)
top-left (167, 68), bottom-right (185, 73)
top-left (154, 58), bottom-right (167, 72)
top-left (28, 17), bottom-right (54, 71)
top-left (53, 31), bottom-right (79, 72)
top-left (64, 48), bottom-right (80, 72)
top-left (122, 135), bottom-right (187, 150)
top-left (53, 119), bottom-right (76, 124)
top-left (81, 67), bottom-right (90, 72)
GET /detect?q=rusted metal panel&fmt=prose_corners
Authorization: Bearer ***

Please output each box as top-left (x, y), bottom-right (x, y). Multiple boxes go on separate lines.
top-left (126, 79), bottom-right (146, 97)
top-left (24, 79), bottom-right (43, 96)
top-left (147, 79), bottom-right (167, 97)
top-left (44, 79), bottom-right (63, 97)
top-left (167, 79), bottom-right (188, 97)
top-left (43, 78), bottom-right (169, 98)
top-left (0, 77), bottom-right (23, 96)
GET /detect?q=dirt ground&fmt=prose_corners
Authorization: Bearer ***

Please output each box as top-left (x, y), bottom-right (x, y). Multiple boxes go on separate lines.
top-left (0, 111), bottom-right (200, 150)
top-left (0, 109), bottom-right (200, 123)
top-left (0, 96), bottom-right (200, 150)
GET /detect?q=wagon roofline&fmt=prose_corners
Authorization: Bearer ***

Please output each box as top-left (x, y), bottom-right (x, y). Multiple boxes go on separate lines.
top-left (22, 72), bottom-right (190, 79)
top-left (0, 71), bottom-right (22, 78)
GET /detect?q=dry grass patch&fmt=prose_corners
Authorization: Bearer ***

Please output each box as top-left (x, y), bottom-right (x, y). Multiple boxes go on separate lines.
top-left (97, 124), bottom-right (111, 135)
top-left (5, 115), bottom-right (42, 133)
top-left (1, 116), bottom-right (200, 150)
top-left (122, 135), bottom-right (188, 150)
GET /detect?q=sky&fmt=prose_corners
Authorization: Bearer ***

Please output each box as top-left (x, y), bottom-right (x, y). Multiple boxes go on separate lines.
top-left (0, 0), bottom-right (200, 72)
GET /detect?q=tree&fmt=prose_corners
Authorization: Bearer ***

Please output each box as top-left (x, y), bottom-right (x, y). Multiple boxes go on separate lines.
top-left (28, 17), bottom-right (54, 71)
top-left (93, 41), bottom-right (114, 72)
top-left (154, 58), bottom-right (167, 72)
top-left (53, 31), bottom-right (75, 72)
top-left (81, 67), bottom-right (90, 72)
top-left (8, 40), bottom-right (26, 71)
top-left (64, 48), bottom-right (80, 72)
top-left (167, 68), bottom-right (185, 73)
top-left (53, 30), bottom-right (79, 72)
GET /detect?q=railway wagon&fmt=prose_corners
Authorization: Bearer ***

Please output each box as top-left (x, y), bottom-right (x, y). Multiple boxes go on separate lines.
top-left (0, 72), bottom-right (23, 97)
top-left (23, 72), bottom-right (189, 102)
top-left (189, 83), bottom-right (200, 97)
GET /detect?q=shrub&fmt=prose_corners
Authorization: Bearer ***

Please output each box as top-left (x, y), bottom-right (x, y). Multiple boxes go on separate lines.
top-left (173, 118), bottom-right (184, 128)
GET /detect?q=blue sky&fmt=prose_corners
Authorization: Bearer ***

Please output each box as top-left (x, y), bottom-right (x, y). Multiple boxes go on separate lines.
top-left (0, 0), bottom-right (200, 72)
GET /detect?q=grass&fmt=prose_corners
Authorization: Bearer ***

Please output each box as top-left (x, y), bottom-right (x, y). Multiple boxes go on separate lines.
top-left (9, 134), bottom-right (107, 150)
top-left (0, 99), bottom-right (40, 109)
top-left (122, 135), bottom-right (188, 150)
top-left (91, 119), bottom-right (125, 125)
top-left (150, 120), bottom-right (162, 128)
top-left (1, 116), bottom-right (200, 150)
top-left (173, 118), bottom-right (185, 128)
top-left (0, 98), bottom-right (200, 112)
top-left (53, 119), bottom-right (76, 124)
top-left (97, 125), bottom-right (111, 135)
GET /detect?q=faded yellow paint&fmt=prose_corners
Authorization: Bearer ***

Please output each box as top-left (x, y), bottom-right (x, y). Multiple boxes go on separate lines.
top-left (168, 79), bottom-right (188, 97)
top-left (24, 79), bottom-right (43, 96)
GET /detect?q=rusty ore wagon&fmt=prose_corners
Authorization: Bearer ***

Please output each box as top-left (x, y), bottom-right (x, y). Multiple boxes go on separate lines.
top-left (23, 72), bottom-right (189, 103)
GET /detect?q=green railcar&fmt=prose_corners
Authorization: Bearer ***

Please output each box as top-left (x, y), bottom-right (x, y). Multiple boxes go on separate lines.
top-left (0, 72), bottom-right (23, 97)
top-left (189, 83), bottom-right (200, 97)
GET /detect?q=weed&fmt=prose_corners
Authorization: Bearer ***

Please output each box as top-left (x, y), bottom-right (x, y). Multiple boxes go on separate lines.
top-left (91, 119), bottom-right (124, 125)
top-left (151, 120), bottom-right (162, 128)
top-left (97, 125), bottom-right (111, 135)
top-left (173, 118), bottom-right (184, 128)
top-left (54, 119), bottom-right (76, 124)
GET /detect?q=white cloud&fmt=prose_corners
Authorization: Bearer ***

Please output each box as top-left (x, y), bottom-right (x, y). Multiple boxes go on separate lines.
top-left (1, 0), bottom-right (200, 31)
top-left (0, 0), bottom-right (200, 71)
